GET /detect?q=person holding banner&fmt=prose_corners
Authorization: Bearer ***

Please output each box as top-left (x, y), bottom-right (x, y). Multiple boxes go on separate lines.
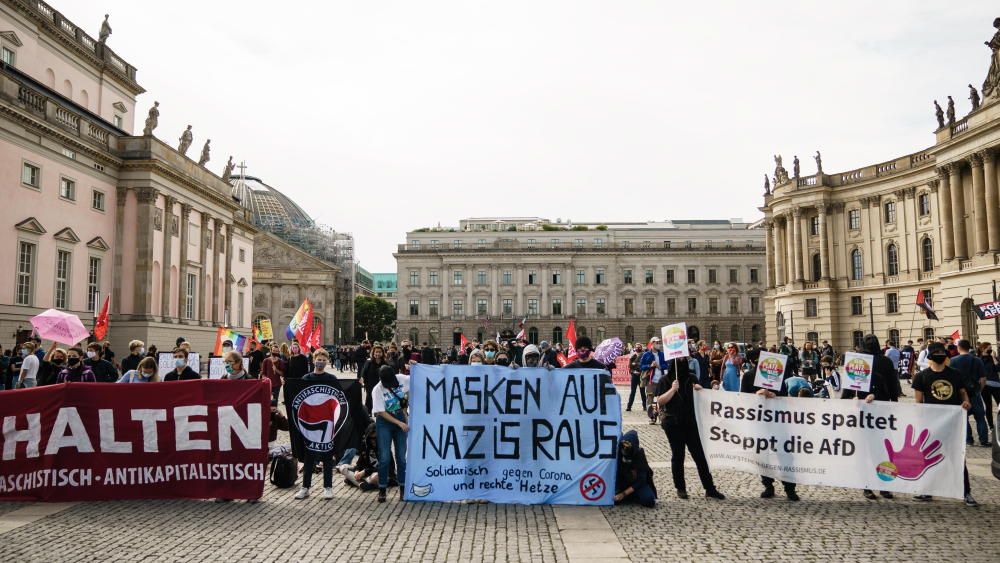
top-left (911, 342), bottom-right (977, 507)
top-left (739, 364), bottom-right (801, 501)
top-left (372, 364), bottom-right (409, 503)
top-left (164, 348), bottom-right (200, 381)
top-left (117, 357), bottom-right (160, 383)
top-left (655, 358), bottom-right (725, 500)
top-left (840, 335), bottom-right (895, 501)
top-left (565, 336), bottom-right (604, 369)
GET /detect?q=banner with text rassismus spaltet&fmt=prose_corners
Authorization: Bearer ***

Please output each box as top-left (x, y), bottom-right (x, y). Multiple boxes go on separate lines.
top-left (405, 365), bottom-right (621, 505)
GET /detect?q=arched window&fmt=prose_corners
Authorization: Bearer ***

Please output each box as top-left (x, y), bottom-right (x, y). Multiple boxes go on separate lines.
top-left (646, 326), bottom-right (656, 341)
top-left (687, 325), bottom-right (700, 341)
top-left (852, 330), bottom-right (864, 350)
top-left (811, 253), bottom-right (822, 282)
top-left (577, 326), bottom-right (587, 338)
top-left (624, 326), bottom-right (634, 343)
top-left (453, 327), bottom-right (463, 347)
top-left (750, 324), bottom-right (761, 343)
top-left (409, 328), bottom-right (419, 344)
top-left (709, 325), bottom-right (719, 343)
top-left (730, 324), bottom-right (740, 342)
top-left (851, 249), bottom-right (863, 280)
top-left (477, 327), bottom-right (486, 342)
top-left (552, 326), bottom-right (563, 344)
top-left (528, 327), bottom-right (539, 345)
top-left (886, 244), bottom-right (899, 276)
top-left (887, 329), bottom-right (900, 346)
top-left (429, 328), bottom-right (440, 346)
top-left (596, 326), bottom-right (606, 342)
top-left (775, 312), bottom-right (785, 342)
top-left (921, 237), bottom-right (934, 272)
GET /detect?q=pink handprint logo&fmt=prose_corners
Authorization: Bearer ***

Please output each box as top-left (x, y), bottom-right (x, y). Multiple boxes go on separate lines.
top-left (877, 425), bottom-right (944, 482)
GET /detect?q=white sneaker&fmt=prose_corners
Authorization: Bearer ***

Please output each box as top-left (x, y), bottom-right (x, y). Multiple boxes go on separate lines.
top-left (323, 487), bottom-right (334, 500)
top-left (293, 487), bottom-right (309, 500)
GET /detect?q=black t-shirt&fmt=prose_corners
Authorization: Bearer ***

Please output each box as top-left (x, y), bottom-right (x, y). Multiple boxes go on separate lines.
top-left (247, 349), bottom-right (266, 376)
top-left (912, 366), bottom-right (965, 406)
top-left (164, 366), bottom-right (201, 381)
top-left (655, 369), bottom-right (697, 423)
top-left (564, 358), bottom-right (606, 370)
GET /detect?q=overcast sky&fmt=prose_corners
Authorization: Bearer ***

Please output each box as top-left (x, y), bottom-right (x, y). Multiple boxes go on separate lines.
top-left (64, 1), bottom-right (996, 271)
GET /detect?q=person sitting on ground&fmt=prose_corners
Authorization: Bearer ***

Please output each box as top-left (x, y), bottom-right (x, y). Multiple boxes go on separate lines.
top-left (56, 347), bottom-right (96, 383)
top-left (614, 430), bottom-right (657, 507)
top-left (336, 422), bottom-right (391, 491)
top-left (164, 347), bottom-right (200, 381)
top-left (118, 356), bottom-right (160, 383)
top-left (268, 399), bottom-right (289, 449)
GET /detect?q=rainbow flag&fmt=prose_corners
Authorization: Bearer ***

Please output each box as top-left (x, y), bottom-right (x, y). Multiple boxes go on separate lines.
top-left (286, 299), bottom-right (314, 349)
top-left (213, 327), bottom-right (248, 356)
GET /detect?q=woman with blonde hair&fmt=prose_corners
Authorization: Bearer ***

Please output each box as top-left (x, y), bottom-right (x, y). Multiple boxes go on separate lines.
top-left (118, 356), bottom-right (160, 383)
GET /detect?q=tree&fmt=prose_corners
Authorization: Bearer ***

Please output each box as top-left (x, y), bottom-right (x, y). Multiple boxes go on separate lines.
top-left (354, 295), bottom-right (396, 342)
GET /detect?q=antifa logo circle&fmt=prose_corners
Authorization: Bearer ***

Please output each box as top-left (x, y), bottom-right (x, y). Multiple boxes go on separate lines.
top-left (292, 385), bottom-right (348, 453)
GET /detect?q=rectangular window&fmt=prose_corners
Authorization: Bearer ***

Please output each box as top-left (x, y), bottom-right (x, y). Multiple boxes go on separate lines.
top-left (851, 295), bottom-right (863, 316)
top-left (528, 299), bottom-right (539, 316)
top-left (750, 296), bottom-right (761, 313)
top-left (502, 299), bottom-right (513, 315)
top-left (806, 298), bottom-right (817, 317)
top-left (237, 292), bottom-right (245, 326)
top-left (16, 241), bottom-right (35, 306)
top-left (477, 270), bottom-right (487, 286)
top-left (729, 269), bottom-right (738, 284)
top-left (552, 270), bottom-right (561, 285)
top-left (429, 270), bottom-right (439, 286)
top-left (576, 299), bottom-right (586, 315)
top-left (453, 270), bottom-right (463, 286)
top-left (550, 239), bottom-right (560, 248)
top-left (663, 240), bottom-right (672, 249)
top-left (55, 250), bottom-right (71, 309)
top-left (595, 269), bottom-right (605, 284)
top-left (113, 115), bottom-right (123, 129)
top-left (709, 297), bottom-right (719, 314)
top-left (644, 269), bottom-right (654, 284)
top-left (729, 297), bottom-right (739, 314)
top-left (87, 256), bottom-right (101, 313)
top-left (624, 298), bottom-right (634, 316)
top-left (622, 240), bottom-right (631, 249)
top-left (667, 298), bottom-right (677, 315)
top-left (687, 297), bottom-right (697, 313)
top-left (848, 209), bottom-right (861, 230)
top-left (502, 270), bottom-right (512, 285)
top-left (594, 239), bottom-right (604, 248)
top-left (623, 269), bottom-right (633, 285)
top-left (410, 240), bottom-right (420, 249)
top-left (409, 271), bottom-right (419, 286)
top-left (477, 239), bottom-right (486, 249)
top-left (576, 269), bottom-right (585, 285)
top-left (918, 194), bottom-right (931, 216)
top-left (527, 270), bottom-right (537, 285)
top-left (574, 238), bottom-right (583, 248)
top-left (429, 300), bottom-right (439, 317)
top-left (666, 270), bottom-right (675, 284)
top-left (887, 292), bottom-right (899, 314)
top-left (527, 239), bottom-right (536, 247)
top-left (185, 273), bottom-right (196, 319)
top-left (430, 239), bottom-right (439, 248)
top-left (22, 162), bottom-right (40, 187)
top-left (810, 216), bottom-right (819, 236)
top-left (59, 177), bottom-right (75, 200)
top-left (477, 299), bottom-right (487, 315)
top-left (921, 289), bottom-right (933, 307)
top-left (644, 297), bottom-right (655, 316)
top-left (1, 47), bottom-right (14, 66)
top-left (453, 300), bottom-right (464, 317)
top-left (552, 299), bottom-right (562, 316)
top-left (884, 201), bottom-right (896, 224)
top-left (750, 268), bottom-right (759, 283)
top-left (596, 298), bottom-right (606, 315)
top-left (409, 300), bottom-right (419, 317)
top-left (687, 269), bottom-right (696, 284)
top-left (238, 248), bottom-right (246, 262)
top-left (708, 269), bottom-right (717, 284)
top-left (62, 147), bottom-right (76, 160)
top-left (452, 240), bottom-right (462, 249)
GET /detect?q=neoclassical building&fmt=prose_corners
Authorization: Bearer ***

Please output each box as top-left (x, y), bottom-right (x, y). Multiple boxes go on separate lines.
top-left (395, 217), bottom-right (765, 347)
top-left (762, 20), bottom-right (1000, 349)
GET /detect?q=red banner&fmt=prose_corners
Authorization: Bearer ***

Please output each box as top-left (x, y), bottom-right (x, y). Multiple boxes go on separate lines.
top-left (0, 380), bottom-right (270, 502)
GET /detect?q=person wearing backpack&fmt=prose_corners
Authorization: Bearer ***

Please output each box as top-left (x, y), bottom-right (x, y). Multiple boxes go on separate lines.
top-left (372, 364), bottom-right (409, 502)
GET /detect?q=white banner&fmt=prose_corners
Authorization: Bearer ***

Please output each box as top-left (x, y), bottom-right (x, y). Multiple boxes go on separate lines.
top-left (694, 390), bottom-right (966, 499)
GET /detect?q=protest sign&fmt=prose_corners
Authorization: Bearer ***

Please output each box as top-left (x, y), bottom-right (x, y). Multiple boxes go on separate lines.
top-left (973, 300), bottom-right (1000, 320)
top-left (259, 319), bottom-right (274, 340)
top-left (157, 352), bottom-right (200, 377)
top-left (0, 380), bottom-right (270, 501)
top-left (208, 357), bottom-right (225, 379)
top-left (753, 352), bottom-right (787, 391)
top-left (611, 355), bottom-right (631, 386)
top-left (694, 390), bottom-right (965, 498)
top-left (405, 365), bottom-right (621, 505)
top-left (661, 322), bottom-right (689, 360)
top-left (842, 352), bottom-right (874, 393)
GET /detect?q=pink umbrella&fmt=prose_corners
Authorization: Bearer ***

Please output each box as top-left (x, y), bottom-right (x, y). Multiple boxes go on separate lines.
top-left (30, 309), bottom-right (90, 346)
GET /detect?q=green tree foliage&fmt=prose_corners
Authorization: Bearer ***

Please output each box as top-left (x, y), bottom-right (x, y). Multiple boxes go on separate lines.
top-left (354, 295), bottom-right (396, 342)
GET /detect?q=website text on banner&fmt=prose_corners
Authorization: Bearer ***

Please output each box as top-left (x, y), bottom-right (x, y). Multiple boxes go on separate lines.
top-left (405, 365), bottom-right (621, 505)
top-left (0, 380), bottom-right (271, 502)
top-left (693, 390), bottom-right (965, 499)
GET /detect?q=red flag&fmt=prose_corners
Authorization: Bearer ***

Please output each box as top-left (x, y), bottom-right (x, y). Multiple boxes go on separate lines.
top-left (459, 333), bottom-right (470, 352)
top-left (93, 294), bottom-right (110, 341)
top-left (950, 329), bottom-right (960, 341)
top-left (309, 321), bottom-right (323, 351)
top-left (515, 317), bottom-right (527, 341)
top-left (566, 318), bottom-right (578, 362)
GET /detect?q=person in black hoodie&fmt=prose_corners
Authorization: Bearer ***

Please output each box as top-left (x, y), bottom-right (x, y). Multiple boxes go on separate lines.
top-left (85, 342), bottom-right (119, 383)
top-left (564, 336), bottom-right (605, 370)
top-left (359, 344), bottom-right (388, 412)
top-left (614, 430), bottom-right (656, 507)
top-left (120, 340), bottom-right (145, 374)
top-left (420, 342), bottom-right (437, 365)
top-left (655, 358), bottom-right (725, 500)
top-left (740, 363), bottom-right (799, 501)
top-left (841, 333), bottom-right (895, 501)
top-left (163, 347), bottom-right (200, 381)
top-left (285, 342), bottom-right (312, 380)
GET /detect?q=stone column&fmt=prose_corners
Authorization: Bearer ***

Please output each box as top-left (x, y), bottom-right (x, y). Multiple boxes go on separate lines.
top-left (897, 189), bottom-right (913, 273)
top-left (772, 220), bottom-right (785, 287)
top-left (565, 261), bottom-right (574, 316)
top-left (441, 264), bottom-right (450, 319)
top-left (133, 187), bottom-right (158, 318)
top-left (325, 286), bottom-right (336, 341)
top-left (828, 204), bottom-right (842, 279)
top-left (211, 219), bottom-right (222, 323)
top-left (490, 264), bottom-right (499, 316)
top-left (818, 206), bottom-right (830, 279)
top-left (112, 186), bottom-right (128, 315)
top-left (160, 195), bottom-right (175, 320)
top-left (936, 169), bottom-right (955, 261)
top-left (515, 265), bottom-right (524, 316)
top-left (949, 163), bottom-right (968, 260)
top-left (800, 211), bottom-right (811, 281)
top-left (224, 226), bottom-right (233, 322)
top-left (199, 212), bottom-right (211, 321)
top-left (868, 196), bottom-right (883, 276)
top-left (271, 285), bottom-right (282, 329)
top-left (178, 203), bottom-right (192, 320)
top-left (984, 149), bottom-right (1000, 252)
top-left (970, 152), bottom-right (988, 255)
top-left (541, 265), bottom-right (549, 316)
top-left (765, 221), bottom-right (777, 288)
top-left (465, 266), bottom-right (473, 317)
top-left (791, 209), bottom-right (804, 282)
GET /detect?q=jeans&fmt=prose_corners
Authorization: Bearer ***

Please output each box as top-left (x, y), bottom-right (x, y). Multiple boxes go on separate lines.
top-left (376, 416), bottom-right (407, 489)
top-left (19, 378), bottom-right (36, 389)
top-left (337, 448), bottom-right (357, 467)
top-left (663, 418), bottom-right (715, 493)
top-left (627, 373), bottom-right (646, 411)
top-left (302, 451), bottom-right (334, 489)
top-left (966, 391), bottom-right (989, 445)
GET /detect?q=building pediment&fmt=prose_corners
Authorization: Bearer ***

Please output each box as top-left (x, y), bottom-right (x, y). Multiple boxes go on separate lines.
top-left (112, 102), bottom-right (127, 113)
top-left (237, 277), bottom-right (248, 288)
top-left (15, 217), bottom-right (46, 235)
top-left (54, 227), bottom-right (80, 243)
top-left (0, 31), bottom-right (23, 47)
top-left (86, 236), bottom-right (109, 251)
top-left (253, 232), bottom-right (338, 273)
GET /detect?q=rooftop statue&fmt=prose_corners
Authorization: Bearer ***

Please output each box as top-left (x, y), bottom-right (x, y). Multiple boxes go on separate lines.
top-left (99, 14), bottom-right (111, 44)
top-left (933, 100), bottom-right (945, 129)
top-left (793, 156), bottom-right (800, 179)
top-left (946, 95), bottom-right (956, 126)
top-left (984, 17), bottom-right (1000, 98)
top-left (222, 156), bottom-right (235, 182)
top-left (969, 84), bottom-right (981, 111)
top-left (198, 140), bottom-right (211, 166)
top-left (178, 125), bottom-right (193, 155)
top-left (814, 151), bottom-right (823, 174)
top-left (763, 174), bottom-right (770, 195)
top-left (142, 101), bottom-right (159, 136)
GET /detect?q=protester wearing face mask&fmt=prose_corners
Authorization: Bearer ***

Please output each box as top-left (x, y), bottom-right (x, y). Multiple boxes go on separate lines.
top-left (614, 430), bottom-right (656, 507)
top-left (85, 342), bottom-right (119, 383)
top-left (164, 347), bottom-right (200, 381)
top-left (565, 336), bottom-right (605, 369)
top-left (517, 344), bottom-right (543, 369)
top-left (469, 349), bottom-right (486, 365)
top-left (359, 344), bottom-right (387, 412)
top-left (120, 340), bottom-right (145, 374)
top-left (494, 350), bottom-right (511, 367)
top-left (840, 334), bottom-right (895, 501)
top-left (222, 351), bottom-right (250, 380)
top-left (57, 347), bottom-right (96, 383)
top-left (39, 343), bottom-right (68, 386)
top-left (286, 342), bottom-right (312, 380)
top-left (482, 340), bottom-right (500, 365)
top-left (118, 357), bottom-right (160, 383)
top-left (640, 337), bottom-right (669, 425)
top-left (262, 344), bottom-right (287, 401)
top-left (15, 340), bottom-right (40, 389)
top-left (372, 364), bottom-right (410, 503)
top-left (294, 349), bottom-right (341, 501)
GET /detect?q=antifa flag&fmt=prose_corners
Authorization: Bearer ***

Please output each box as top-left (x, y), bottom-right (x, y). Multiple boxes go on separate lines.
top-left (283, 377), bottom-right (367, 461)
top-left (973, 300), bottom-right (1000, 320)
top-left (916, 291), bottom-right (939, 321)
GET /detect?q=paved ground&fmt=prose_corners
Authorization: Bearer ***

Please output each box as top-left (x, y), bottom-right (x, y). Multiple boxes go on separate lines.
top-left (1, 376), bottom-right (998, 562)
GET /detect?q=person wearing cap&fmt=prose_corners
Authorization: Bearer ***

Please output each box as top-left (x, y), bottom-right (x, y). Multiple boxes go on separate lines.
top-left (538, 341), bottom-right (558, 368)
top-left (564, 336), bottom-right (604, 370)
top-left (911, 341), bottom-right (976, 506)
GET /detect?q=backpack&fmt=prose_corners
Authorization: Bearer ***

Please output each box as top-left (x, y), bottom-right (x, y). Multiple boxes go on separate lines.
top-left (269, 452), bottom-right (297, 489)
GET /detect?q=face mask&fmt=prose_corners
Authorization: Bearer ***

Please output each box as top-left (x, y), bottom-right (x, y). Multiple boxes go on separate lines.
top-left (315, 360), bottom-right (327, 371)
top-left (929, 354), bottom-right (947, 364)
top-left (525, 356), bottom-right (540, 368)
top-left (225, 364), bottom-right (235, 375)
top-left (271, 352), bottom-right (279, 357)
top-left (67, 357), bottom-right (80, 366)
top-left (86, 351), bottom-right (97, 359)
top-left (52, 358), bottom-right (65, 366)
top-left (470, 360), bottom-right (483, 365)
top-left (578, 349), bottom-right (591, 359)
top-left (142, 371), bottom-right (155, 379)
top-left (174, 358), bottom-right (186, 368)
top-left (485, 350), bottom-right (496, 359)
top-left (496, 358), bottom-right (510, 367)
top-left (138, 347), bottom-right (146, 356)
top-left (654, 343), bottom-right (663, 351)
top-left (20, 348), bottom-right (27, 357)
top-left (222, 346), bottom-right (232, 355)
